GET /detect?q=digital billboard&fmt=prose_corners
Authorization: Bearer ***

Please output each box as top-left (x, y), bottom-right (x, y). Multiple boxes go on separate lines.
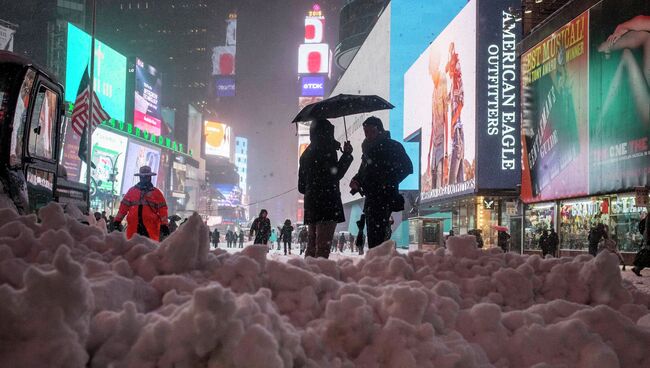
top-left (171, 158), bottom-right (187, 199)
top-left (65, 23), bottom-right (126, 123)
top-left (300, 76), bottom-right (325, 96)
top-left (215, 184), bottom-right (242, 207)
top-left (305, 17), bottom-right (324, 43)
top-left (588, 0), bottom-right (650, 193)
top-left (216, 77), bottom-right (236, 97)
top-left (121, 141), bottom-right (161, 194)
top-left (87, 128), bottom-right (127, 194)
top-left (298, 43), bottom-right (330, 74)
top-left (521, 0), bottom-right (650, 203)
top-left (212, 46), bottom-right (236, 75)
top-left (403, 0), bottom-right (477, 201)
top-left (204, 121), bottom-right (232, 158)
top-left (134, 58), bottom-right (163, 136)
top-left (390, 0), bottom-right (470, 191)
top-left (521, 12), bottom-right (590, 202)
top-left (298, 96), bottom-right (323, 111)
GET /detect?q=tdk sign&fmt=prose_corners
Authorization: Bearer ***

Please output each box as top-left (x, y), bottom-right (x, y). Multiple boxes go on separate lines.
top-left (301, 76), bottom-right (325, 97)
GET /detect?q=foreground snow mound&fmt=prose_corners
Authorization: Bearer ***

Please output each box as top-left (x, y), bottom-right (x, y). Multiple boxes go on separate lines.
top-left (1, 203), bottom-right (650, 367)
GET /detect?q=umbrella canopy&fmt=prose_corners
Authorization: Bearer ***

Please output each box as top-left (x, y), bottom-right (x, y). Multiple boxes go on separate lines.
top-left (492, 225), bottom-right (509, 232)
top-left (292, 94), bottom-right (394, 123)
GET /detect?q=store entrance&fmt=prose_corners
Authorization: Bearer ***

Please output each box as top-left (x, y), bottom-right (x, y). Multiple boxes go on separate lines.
top-left (509, 217), bottom-right (522, 253)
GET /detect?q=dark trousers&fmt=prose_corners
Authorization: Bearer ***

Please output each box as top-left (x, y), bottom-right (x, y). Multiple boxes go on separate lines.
top-left (284, 241), bottom-right (291, 254)
top-left (239, 240), bottom-right (244, 248)
top-left (365, 197), bottom-right (392, 249)
top-left (588, 243), bottom-right (599, 257)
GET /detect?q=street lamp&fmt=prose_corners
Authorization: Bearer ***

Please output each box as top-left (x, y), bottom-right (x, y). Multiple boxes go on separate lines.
top-left (106, 152), bottom-right (123, 215)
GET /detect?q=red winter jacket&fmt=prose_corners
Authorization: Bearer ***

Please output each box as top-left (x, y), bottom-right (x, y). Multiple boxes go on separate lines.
top-left (115, 184), bottom-right (168, 241)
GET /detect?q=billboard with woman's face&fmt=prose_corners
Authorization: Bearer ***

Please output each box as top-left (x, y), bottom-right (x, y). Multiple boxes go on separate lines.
top-left (521, 0), bottom-right (650, 202)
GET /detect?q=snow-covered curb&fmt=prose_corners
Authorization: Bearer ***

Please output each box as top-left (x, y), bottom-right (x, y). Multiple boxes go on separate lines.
top-left (1, 203), bottom-right (649, 367)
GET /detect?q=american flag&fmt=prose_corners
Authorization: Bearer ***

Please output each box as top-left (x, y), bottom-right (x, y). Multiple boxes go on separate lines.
top-left (71, 65), bottom-right (110, 137)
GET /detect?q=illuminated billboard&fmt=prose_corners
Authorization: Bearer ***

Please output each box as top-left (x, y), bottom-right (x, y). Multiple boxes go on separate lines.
top-left (521, 12), bottom-right (589, 202)
top-left (89, 128), bottom-right (128, 194)
top-left (216, 77), bottom-right (236, 97)
top-left (305, 17), bottom-right (324, 43)
top-left (134, 58), bottom-right (162, 136)
top-left (403, 1), bottom-right (477, 201)
top-left (521, 0), bottom-right (650, 202)
top-left (204, 121), bottom-right (232, 158)
top-left (298, 43), bottom-right (329, 74)
top-left (298, 96), bottom-right (323, 111)
top-left (65, 23), bottom-right (126, 122)
top-left (121, 141), bottom-right (161, 194)
top-left (212, 46), bottom-right (236, 75)
top-left (300, 76), bottom-right (325, 96)
top-left (215, 184), bottom-right (242, 207)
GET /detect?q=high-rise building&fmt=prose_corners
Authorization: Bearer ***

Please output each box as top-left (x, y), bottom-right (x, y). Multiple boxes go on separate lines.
top-left (0, 0), bottom-right (88, 78)
top-left (95, 0), bottom-right (227, 146)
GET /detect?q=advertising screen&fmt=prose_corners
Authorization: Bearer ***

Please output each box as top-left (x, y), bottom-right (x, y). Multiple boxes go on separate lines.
top-left (212, 46), bottom-right (236, 75)
top-left (65, 23), bottom-right (126, 123)
top-left (298, 43), bottom-right (330, 74)
top-left (521, 12), bottom-right (590, 203)
top-left (89, 129), bottom-right (128, 194)
top-left (216, 77), bottom-right (236, 97)
top-left (121, 141), bottom-right (161, 194)
top-left (403, 0), bottom-right (477, 201)
top-left (305, 17), bottom-right (324, 43)
top-left (171, 159), bottom-right (187, 198)
top-left (588, 0), bottom-right (650, 193)
top-left (134, 58), bottom-right (162, 136)
top-left (300, 76), bottom-right (325, 96)
top-left (390, 0), bottom-right (469, 191)
top-left (215, 184), bottom-right (242, 207)
top-left (204, 120), bottom-right (232, 158)
top-left (298, 96), bottom-right (323, 111)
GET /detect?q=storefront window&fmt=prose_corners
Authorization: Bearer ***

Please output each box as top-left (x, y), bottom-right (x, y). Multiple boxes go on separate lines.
top-left (609, 196), bottom-right (645, 252)
top-left (524, 203), bottom-right (555, 251)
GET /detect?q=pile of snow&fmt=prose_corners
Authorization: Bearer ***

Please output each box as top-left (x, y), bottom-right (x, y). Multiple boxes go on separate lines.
top-left (1, 203), bottom-right (649, 367)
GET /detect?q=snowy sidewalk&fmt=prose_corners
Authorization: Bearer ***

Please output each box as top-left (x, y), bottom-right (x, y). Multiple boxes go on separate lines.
top-left (621, 267), bottom-right (650, 295)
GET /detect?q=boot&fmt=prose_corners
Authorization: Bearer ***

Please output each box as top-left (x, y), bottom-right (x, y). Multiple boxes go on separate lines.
top-left (632, 267), bottom-right (642, 277)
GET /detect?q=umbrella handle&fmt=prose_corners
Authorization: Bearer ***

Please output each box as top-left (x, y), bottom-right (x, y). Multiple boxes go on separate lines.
top-left (343, 115), bottom-right (348, 141)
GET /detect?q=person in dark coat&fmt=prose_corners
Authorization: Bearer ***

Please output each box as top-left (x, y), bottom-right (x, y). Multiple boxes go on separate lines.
top-left (539, 230), bottom-right (550, 257)
top-left (250, 209), bottom-right (271, 245)
top-left (547, 228), bottom-right (559, 257)
top-left (212, 229), bottom-right (220, 248)
top-left (588, 223), bottom-right (606, 256)
top-left (498, 231), bottom-right (511, 252)
top-left (298, 227), bottom-right (308, 255)
top-left (238, 230), bottom-right (245, 248)
top-left (350, 117), bottom-right (413, 249)
top-left (280, 219), bottom-right (294, 255)
top-left (298, 119), bottom-right (353, 258)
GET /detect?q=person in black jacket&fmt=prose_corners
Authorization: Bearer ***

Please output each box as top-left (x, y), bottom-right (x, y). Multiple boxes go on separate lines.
top-left (349, 116), bottom-right (413, 248)
top-left (547, 228), bottom-right (559, 257)
top-left (280, 219), bottom-right (294, 255)
top-left (588, 223), bottom-right (605, 256)
top-left (299, 119), bottom-right (353, 258)
top-left (250, 209), bottom-right (271, 245)
top-left (539, 229), bottom-right (549, 257)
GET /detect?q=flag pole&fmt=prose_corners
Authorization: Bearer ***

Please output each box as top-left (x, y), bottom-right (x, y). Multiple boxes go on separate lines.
top-left (87, 0), bottom-right (96, 212)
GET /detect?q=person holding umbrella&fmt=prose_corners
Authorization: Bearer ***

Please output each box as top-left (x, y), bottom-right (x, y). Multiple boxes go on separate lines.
top-left (350, 117), bottom-right (413, 249)
top-left (299, 119), bottom-right (353, 258)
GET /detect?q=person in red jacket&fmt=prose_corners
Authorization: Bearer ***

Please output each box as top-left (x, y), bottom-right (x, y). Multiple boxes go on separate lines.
top-left (113, 166), bottom-right (169, 241)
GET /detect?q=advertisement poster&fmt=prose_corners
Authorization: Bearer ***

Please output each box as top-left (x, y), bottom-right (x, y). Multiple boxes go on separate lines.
top-left (171, 159), bottom-right (187, 198)
top-left (588, 0), bottom-right (650, 193)
top-left (204, 120), bottom-right (232, 158)
top-left (121, 141), bottom-right (161, 194)
top-left (215, 184), bottom-right (242, 207)
top-left (521, 11), bottom-right (590, 202)
top-left (61, 117), bottom-right (83, 182)
top-left (65, 23), bottom-right (126, 122)
top-left (134, 58), bottom-right (162, 136)
top-left (89, 129), bottom-right (128, 194)
top-left (403, 0), bottom-right (476, 201)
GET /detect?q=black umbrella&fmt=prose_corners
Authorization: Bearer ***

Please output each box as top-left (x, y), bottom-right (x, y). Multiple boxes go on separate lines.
top-left (292, 94), bottom-right (394, 140)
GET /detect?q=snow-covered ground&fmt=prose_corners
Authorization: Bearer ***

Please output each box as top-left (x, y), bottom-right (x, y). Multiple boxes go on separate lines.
top-left (1, 203), bottom-right (650, 367)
